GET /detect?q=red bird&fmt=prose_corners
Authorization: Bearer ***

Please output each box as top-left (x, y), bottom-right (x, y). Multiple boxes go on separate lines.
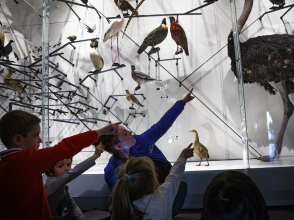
top-left (169, 17), bottom-right (189, 56)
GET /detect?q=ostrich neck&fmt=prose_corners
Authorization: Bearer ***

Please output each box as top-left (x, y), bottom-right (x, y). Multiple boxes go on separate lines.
top-left (194, 132), bottom-right (199, 144)
top-left (237, 0), bottom-right (253, 32)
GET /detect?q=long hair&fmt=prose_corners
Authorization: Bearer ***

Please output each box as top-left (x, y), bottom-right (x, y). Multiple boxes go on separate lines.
top-left (201, 170), bottom-right (269, 220)
top-left (111, 156), bottom-right (159, 220)
top-left (0, 110), bottom-right (40, 148)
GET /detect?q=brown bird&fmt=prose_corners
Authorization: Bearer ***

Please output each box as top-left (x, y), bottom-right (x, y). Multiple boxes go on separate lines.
top-left (114, 0), bottom-right (138, 16)
top-left (102, 108), bottom-right (107, 115)
top-left (137, 18), bottom-right (168, 55)
top-left (169, 17), bottom-right (189, 56)
top-left (125, 89), bottom-right (144, 109)
top-left (67, 35), bottom-right (77, 42)
top-left (190, 130), bottom-right (209, 166)
top-left (4, 68), bottom-right (28, 98)
top-left (56, 109), bottom-right (68, 115)
top-left (79, 108), bottom-right (90, 114)
top-left (35, 82), bottom-right (42, 88)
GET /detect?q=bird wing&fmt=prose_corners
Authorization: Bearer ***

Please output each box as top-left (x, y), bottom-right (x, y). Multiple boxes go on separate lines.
top-left (134, 70), bottom-right (155, 80)
top-left (130, 94), bottom-right (139, 103)
top-left (103, 18), bottom-right (124, 42)
top-left (171, 24), bottom-right (188, 47)
top-left (144, 25), bottom-right (168, 46)
top-left (92, 24), bottom-right (96, 31)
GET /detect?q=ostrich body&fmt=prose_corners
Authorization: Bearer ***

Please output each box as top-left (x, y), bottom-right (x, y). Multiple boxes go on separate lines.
top-left (228, 0), bottom-right (294, 161)
top-left (103, 3), bottom-right (124, 65)
top-left (190, 130), bottom-right (210, 166)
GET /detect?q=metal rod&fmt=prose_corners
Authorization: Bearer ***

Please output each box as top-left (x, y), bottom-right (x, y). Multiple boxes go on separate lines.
top-left (107, 13), bottom-right (201, 20)
top-left (66, 2), bottom-right (81, 20)
top-left (59, 55), bottom-right (74, 66)
top-left (53, 119), bottom-right (80, 125)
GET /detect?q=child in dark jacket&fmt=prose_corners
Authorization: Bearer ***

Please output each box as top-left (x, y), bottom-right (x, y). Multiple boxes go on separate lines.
top-left (44, 140), bottom-right (104, 220)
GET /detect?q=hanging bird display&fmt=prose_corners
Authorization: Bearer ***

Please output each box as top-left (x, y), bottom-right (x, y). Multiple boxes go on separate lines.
top-left (67, 35), bottom-right (77, 42)
top-left (131, 65), bottom-right (157, 91)
top-left (125, 90), bottom-right (144, 109)
top-left (114, 0), bottom-right (138, 16)
top-left (0, 40), bottom-right (14, 60)
top-left (4, 68), bottom-right (31, 102)
top-left (190, 130), bottom-right (209, 166)
top-left (137, 18), bottom-right (168, 55)
top-left (103, 1), bottom-right (124, 66)
top-left (90, 39), bottom-right (104, 71)
top-left (169, 17), bottom-right (189, 56)
top-left (228, 0), bottom-right (294, 162)
top-left (82, 23), bottom-right (96, 33)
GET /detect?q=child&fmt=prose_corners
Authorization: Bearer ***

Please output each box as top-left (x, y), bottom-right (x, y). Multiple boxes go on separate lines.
top-left (111, 143), bottom-right (194, 220)
top-left (44, 140), bottom-right (104, 220)
top-left (0, 110), bottom-right (120, 220)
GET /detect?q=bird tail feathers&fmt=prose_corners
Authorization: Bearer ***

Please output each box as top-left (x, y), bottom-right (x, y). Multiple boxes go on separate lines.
top-left (183, 45), bottom-right (189, 56)
top-left (137, 41), bottom-right (148, 54)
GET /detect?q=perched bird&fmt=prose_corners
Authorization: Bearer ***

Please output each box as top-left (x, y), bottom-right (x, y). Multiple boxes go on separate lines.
top-left (114, 0), bottom-right (138, 16)
top-left (169, 17), bottom-right (189, 56)
top-left (82, 23), bottom-right (96, 33)
top-left (53, 43), bottom-right (61, 48)
top-left (23, 55), bottom-right (29, 60)
top-left (131, 65), bottom-right (157, 90)
top-left (37, 110), bottom-right (42, 115)
top-left (190, 130), bottom-right (209, 166)
top-left (0, 28), bottom-right (5, 47)
top-left (137, 18), bottom-right (168, 55)
top-left (4, 68), bottom-right (28, 99)
top-left (90, 39), bottom-right (104, 71)
top-left (79, 108), bottom-right (90, 114)
top-left (13, 52), bottom-right (19, 61)
top-left (80, 0), bottom-right (88, 5)
top-left (125, 89), bottom-right (144, 109)
top-left (0, 40), bottom-right (15, 60)
top-left (56, 109), bottom-right (68, 115)
top-left (35, 82), bottom-right (42, 88)
top-left (35, 96), bottom-right (41, 100)
top-left (269, 0), bottom-right (285, 8)
top-left (102, 108), bottom-right (107, 115)
top-left (70, 110), bottom-right (79, 117)
top-left (103, 1), bottom-right (124, 65)
top-left (67, 35), bottom-right (77, 42)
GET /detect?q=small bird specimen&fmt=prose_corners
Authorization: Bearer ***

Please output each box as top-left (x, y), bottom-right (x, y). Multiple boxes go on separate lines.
top-left (35, 82), bottom-right (42, 88)
top-left (114, 0), bottom-right (138, 16)
top-left (190, 130), bottom-right (209, 166)
top-left (137, 18), bottom-right (168, 55)
top-left (169, 17), bottom-right (189, 56)
top-left (56, 109), bottom-right (68, 115)
top-left (80, 0), bottom-right (88, 5)
top-left (90, 39), bottom-right (104, 71)
top-left (125, 89), bottom-right (144, 109)
top-left (131, 65), bottom-right (157, 91)
top-left (102, 108), bottom-right (107, 115)
top-left (103, 0), bottom-right (124, 66)
top-left (13, 52), bottom-right (19, 61)
top-left (0, 40), bottom-right (15, 60)
top-left (78, 108), bottom-right (90, 114)
top-left (70, 110), bottom-right (79, 117)
top-left (269, 0), bottom-right (285, 9)
top-left (4, 68), bottom-right (30, 100)
top-left (82, 23), bottom-right (96, 33)
top-left (67, 35), bottom-right (77, 42)
top-left (0, 28), bottom-right (5, 47)
top-left (23, 55), bottom-right (29, 60)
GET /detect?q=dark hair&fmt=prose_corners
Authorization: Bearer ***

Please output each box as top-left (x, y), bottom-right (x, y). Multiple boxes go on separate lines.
top-left (92, 137), bottom-right (102, 147)
top-left (111, 156), bottom-right (159, 220)
top-left (0, 110), bottom-right (41, 148)
top-left (100, 133), bottom-right (120, 158)
top-left (201, 170), bottom-right (269, 220)
top-left (44, 158), bottom-right (73, 177)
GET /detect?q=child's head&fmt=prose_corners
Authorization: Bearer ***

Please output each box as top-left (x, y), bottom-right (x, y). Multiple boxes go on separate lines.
top-left (45, 158), bottom-right (73, 177)
top-left (111, 156), bottom-right (159, 220)
top-left (0, 110), bottom-right (41, 149)
top-left (201, 170), bottom-right (269, 220)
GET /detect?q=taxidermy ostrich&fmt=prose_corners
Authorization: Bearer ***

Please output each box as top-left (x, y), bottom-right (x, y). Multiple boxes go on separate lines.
top-left (103, 0), bottom-right (124, 66)
top-left (228, 0), bottom-right (294, 162)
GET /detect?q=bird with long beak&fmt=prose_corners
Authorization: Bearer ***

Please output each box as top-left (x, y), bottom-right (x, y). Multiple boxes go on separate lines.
top-left (103, 0), bottom-right (124, 66)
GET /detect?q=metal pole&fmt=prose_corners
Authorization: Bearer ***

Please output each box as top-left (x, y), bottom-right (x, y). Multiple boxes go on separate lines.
top-left (42, 0), bottom-right (50, 148)
top-left (230, 0), bottom-right (250, 169)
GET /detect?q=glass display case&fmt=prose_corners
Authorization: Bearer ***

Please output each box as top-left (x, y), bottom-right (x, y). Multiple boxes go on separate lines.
top-left (1, 0), bottom-right (294, 208)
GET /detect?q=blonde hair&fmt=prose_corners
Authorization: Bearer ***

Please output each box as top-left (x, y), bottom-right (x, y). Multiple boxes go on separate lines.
top-left (111, 156), bottom-right (159, 220)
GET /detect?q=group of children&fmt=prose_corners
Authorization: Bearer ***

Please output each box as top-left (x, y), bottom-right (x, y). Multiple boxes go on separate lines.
top-left (0, 88), bottom-right (269, 220)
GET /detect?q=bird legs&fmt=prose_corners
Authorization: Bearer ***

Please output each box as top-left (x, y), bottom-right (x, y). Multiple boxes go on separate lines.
top-left (148, 47), bottom-right (160, 56)
top-left (196, 158), bottom-right (209, 166)
top-left (111, 37), bottom-right (121, 67)
top-left (258, 81), bottom-right (294, 162)
top-left (175, 45), bottom-right (183, 55)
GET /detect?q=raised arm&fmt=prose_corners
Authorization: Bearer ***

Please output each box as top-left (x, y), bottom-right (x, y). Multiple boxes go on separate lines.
top-left (141, 89), bottom-right (194, 143)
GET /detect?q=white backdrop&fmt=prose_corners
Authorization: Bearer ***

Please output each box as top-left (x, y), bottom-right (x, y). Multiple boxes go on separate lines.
top-left (0, 0), bottom-right (293, 166)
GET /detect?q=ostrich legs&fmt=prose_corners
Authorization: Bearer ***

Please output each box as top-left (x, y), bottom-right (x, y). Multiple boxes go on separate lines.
top-left (228, 0), bottom-right (294, 161)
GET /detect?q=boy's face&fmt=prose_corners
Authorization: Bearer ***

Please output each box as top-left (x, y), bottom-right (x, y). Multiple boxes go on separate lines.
top-left (52, 158), bottom-right (72, 177)
top-left (20, 124), bottom-right (42, 150)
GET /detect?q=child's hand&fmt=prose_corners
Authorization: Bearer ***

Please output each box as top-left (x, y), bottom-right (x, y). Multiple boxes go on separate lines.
top-left (182, 88), bottom-right (195, 104)
top-left (92, 142), bottom-right (104, 160)
top-left (179, 143), bottom-right (194, 159)
top-left (97, 122), bottom-right (122, 136)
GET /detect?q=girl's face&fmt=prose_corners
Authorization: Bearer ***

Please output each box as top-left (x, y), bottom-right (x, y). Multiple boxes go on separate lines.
top-left (52, 158), bottom-right (72, 177)
top-left (116, 126), bottom-right (136, 148)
